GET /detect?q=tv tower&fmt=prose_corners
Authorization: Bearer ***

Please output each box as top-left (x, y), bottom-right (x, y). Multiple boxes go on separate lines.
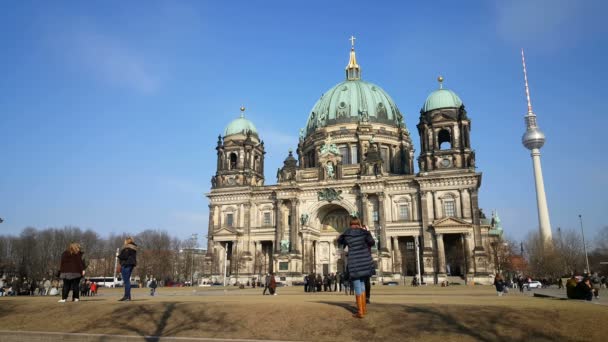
top-left (521, 49), bottom-right (552, 243)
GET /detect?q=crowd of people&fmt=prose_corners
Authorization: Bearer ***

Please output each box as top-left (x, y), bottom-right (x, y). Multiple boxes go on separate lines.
top-left (492, 271), bottom-right (606, 301)
top-left (565, 272), bottom-right (605, 301)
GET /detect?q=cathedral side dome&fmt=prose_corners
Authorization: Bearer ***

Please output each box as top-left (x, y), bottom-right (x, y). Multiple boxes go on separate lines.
top-left (224, 107), bottom-right (258, 137)
top-left (422, 77), bottom-right (463, 112)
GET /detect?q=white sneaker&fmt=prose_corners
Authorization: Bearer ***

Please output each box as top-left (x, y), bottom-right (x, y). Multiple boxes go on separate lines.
top-left (74, 298), bottom-right (79, 302)
top-left (58, 299), bottom-right (66, 303)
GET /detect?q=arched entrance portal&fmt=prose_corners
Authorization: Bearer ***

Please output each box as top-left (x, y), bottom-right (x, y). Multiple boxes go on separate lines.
top-left (316, 204), bottom-right (350, 275)
top-left (319, 204), bottom-right (350, 233)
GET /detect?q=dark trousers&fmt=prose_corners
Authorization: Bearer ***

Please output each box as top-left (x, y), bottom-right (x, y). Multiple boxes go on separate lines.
top-left (365, 277), bottom-right (371, 301)
top-left (121, 265), bottom-right (134, 299)
top-left (62, 278), bottom-right (81, 300)
top-left (262, 285), bottom-right (268, 295)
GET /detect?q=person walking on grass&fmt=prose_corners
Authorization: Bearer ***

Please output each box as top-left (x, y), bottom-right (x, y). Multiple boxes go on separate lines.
top-left (494, 274), bottom-right (505, 296)
top-left (58, 242), bottom-right (86, 303)
top-left (262, 273), bottom-right (270, 295)
top-left (269, 273), bottom-right (277, 295)
top-left (590, 272), bottom-right (601, 299)
top-left (337, 217), bottom-right (375, 319)
top-left (149, 278), bottom-right (157, 296)
top-left (117, 237), bottom-right (138, 302)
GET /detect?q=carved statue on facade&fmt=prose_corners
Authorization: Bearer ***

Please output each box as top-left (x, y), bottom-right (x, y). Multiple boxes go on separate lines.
top-left (360, 109), bottom-right (369, 123)
top-left (317, 188), bottom-right (343, 202)
top-left (325, 161), bottom-right (335, 179)
top-left (320, 134), bottom-right (339, 156)
top-left (211, 176), bottom-right (217, 188)
top-left (300, 213), bottom-right (309, 226)
top-left (280, 240), bottom-right (290, 254)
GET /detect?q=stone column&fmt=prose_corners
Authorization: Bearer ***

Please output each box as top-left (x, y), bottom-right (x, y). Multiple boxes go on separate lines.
top-left (433, 191), bottom-right (440, 219)
top-left (411, 193), bottom-right (418, 221)
top-left (207, 205), bottom-right (215, 256)
top-left (274, 200), bottom-right (282, 253)
top-left (436, 233), bottom-right (446, 275)
top-left (244, 203), bottom-right (252, 257)
top-left (360, 193), bottom-right (368, 226)
top-left (378, 193), bottom-right (389, 253)
top-left (291, 199), bottom-right (300, 254)
top-left (470, 189), bottom-right (483, 250)
top-left (420, 191), bottom-right (432, 250)
top-left (463, 233), bottom-right (474, 274)
top-left (464, 189), bottom-right (472, 219)
top-left (393, 237), bottom-right (403, 274)
top-left (346, 143), bottom-right (352, 164)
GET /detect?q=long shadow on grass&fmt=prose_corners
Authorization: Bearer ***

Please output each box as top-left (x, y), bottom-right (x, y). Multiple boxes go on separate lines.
top-left (383, 303), bottom-right (564, 342)
top-left (78, 302), bottom-right (236, 341)
top-left (317, 301), bottom-right (567, 342)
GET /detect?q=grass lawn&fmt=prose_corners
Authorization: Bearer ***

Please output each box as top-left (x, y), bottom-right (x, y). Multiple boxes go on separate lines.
top-left (0, 285), bottom-right (606, 341)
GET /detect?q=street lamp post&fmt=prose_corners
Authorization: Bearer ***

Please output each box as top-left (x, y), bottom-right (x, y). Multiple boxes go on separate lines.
top-left (223, 244), bottom-right (228, 286)
top-left (415, 236), bottom-right (421, 286)
top-left (578, 214), bottom-right (590, 274)
top-left (376, 226), bottom-right (382, 284)
top-left (113, 248), bottom-right (119, 287)
top-left (190, 234), bottom-right (198, 286)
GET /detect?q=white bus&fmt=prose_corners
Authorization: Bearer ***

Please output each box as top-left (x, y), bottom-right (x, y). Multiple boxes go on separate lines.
top-left (88, 277), bottom-right (123, 288)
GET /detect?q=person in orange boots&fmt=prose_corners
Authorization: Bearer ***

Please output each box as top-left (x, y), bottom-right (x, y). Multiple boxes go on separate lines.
top-left (337, 217), bottom-right (375, 318)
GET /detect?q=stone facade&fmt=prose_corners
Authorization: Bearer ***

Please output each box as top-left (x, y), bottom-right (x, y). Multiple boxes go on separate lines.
top-left (205, 46), bottom-right (499, 285)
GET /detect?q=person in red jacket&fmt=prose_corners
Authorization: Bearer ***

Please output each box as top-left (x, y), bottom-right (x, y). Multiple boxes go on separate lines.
top-left (58, 242), bottom-right (86, 303)
top-left (90, 281), bottom-right (98, 296)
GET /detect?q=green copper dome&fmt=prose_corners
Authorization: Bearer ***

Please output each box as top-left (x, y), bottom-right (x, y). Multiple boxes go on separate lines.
top-left (305, 79), bottom-right (403, 136)
top-left (422, 88), bottom-right (463, 112)
top-left (224, 115), bottom-right (258, 137)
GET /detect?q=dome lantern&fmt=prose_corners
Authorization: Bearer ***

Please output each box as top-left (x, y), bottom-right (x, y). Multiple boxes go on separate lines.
top-left (345, 35), bottom-right (361, 81)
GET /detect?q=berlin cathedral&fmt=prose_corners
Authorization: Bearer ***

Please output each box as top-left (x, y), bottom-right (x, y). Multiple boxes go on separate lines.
top-left (205, 41), bottom-right (503, 285)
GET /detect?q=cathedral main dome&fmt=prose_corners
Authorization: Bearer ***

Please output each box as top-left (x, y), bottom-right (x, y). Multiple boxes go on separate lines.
top-left (304, 45), bottom-right (404, 137)
top-left (304, 80), bottom-right (402, 136)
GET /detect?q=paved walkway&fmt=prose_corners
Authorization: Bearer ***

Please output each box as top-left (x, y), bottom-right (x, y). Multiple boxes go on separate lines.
top-left (531, 287), bottom-right (608, 306)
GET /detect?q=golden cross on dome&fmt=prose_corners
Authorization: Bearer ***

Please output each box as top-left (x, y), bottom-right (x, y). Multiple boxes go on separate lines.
top-left (349, 35), bottom-right (356, 49)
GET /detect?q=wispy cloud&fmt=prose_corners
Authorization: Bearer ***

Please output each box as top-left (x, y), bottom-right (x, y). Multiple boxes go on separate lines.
top-left (46, 20), bottom-right (160, 94)
top-left (162, 178), bottom-right (204, 197)
top-left (494, 0), bottom-right (606, 50)
top-left (171, 211), bottom-right (208, 225)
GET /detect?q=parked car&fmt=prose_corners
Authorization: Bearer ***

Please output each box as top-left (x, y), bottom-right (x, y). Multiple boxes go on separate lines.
top-left (524, 280), bottom-right (542, 289)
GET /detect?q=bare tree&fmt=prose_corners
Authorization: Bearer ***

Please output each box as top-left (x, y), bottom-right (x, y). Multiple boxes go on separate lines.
top-left (554, 228), bottom-right (585, 275)
top-left (524, 231), bottom-right (562, 279)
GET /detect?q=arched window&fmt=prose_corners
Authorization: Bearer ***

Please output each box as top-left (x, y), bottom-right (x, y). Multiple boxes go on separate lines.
top-left (438, 129), bottom-right (452, 150)
top-left (229, 153), bottom-right (237, 170)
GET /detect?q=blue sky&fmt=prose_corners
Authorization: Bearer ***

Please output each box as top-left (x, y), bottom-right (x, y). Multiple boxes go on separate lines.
top-left (1, 0), bottom-right (606, 245)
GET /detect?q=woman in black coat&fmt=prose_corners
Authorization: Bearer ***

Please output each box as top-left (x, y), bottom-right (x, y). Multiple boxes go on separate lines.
top-left (58, 242), bottom-right (86, 302)
top-left (337, 217), bottom-right (375, 318)
top-left (117, 237), bottom-right (137, 301)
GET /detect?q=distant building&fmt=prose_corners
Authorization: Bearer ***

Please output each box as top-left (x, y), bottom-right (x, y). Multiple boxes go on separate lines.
top-left (205, 41), bottom-right (501, 285)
